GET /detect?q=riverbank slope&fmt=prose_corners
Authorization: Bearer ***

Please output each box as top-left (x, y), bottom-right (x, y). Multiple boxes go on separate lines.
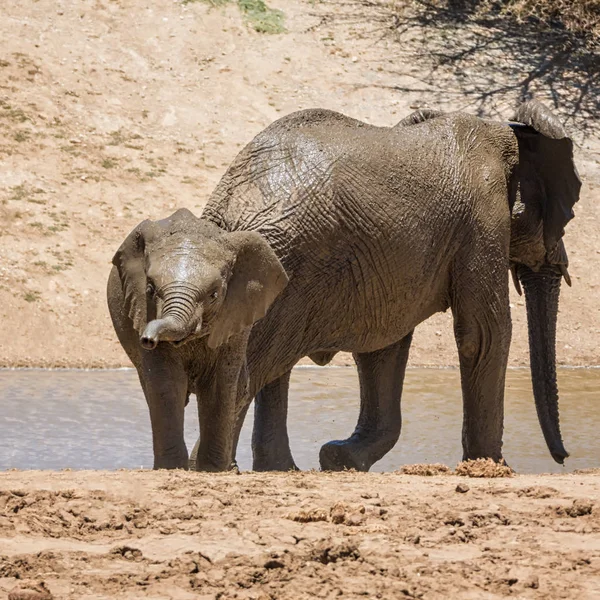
top-left (1, 0), bottom-right (598, 368)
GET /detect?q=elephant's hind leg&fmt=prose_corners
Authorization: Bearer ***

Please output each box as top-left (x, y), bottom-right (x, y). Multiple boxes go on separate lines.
top-left (252, 370), bottom-right (299, 471)
top-left (319, 332), bottom-right (413, 472)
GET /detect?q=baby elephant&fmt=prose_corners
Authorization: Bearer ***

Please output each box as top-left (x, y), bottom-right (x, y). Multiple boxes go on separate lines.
top-left (108, 100), bottom-right (580, 472)
top-left (107, 212), bottom-right (288, 470)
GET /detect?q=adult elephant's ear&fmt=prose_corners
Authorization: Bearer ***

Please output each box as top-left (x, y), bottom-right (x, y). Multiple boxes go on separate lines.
top-left (510, 100), bottom-right (582, 253)
top-left (112, 220), bottom-right (152, 334)
top-left (207, 231), bottom-right (288, 349)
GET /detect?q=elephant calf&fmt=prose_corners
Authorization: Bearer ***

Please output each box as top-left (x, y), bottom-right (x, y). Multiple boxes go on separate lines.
top-left (107, 100), bottom-right (581, 472)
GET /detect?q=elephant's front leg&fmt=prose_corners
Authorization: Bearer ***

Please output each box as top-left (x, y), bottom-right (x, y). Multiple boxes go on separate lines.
top-left (190, 367), bottom-right (251, 471)
top-left (452, 250), bottom-right (511, 462)
top-left (319, 332), bottom-right (413, 472)
top-left (252, 369), bottom-right (299, 471)
top-left (195, 333), bottom-right (249, 472)
top-left (138, 349), bottom-right (189, 470)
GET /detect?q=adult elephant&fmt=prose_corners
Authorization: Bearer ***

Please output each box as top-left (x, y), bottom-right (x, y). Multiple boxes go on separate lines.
top-left (107, 100), bottom-right (581, 472)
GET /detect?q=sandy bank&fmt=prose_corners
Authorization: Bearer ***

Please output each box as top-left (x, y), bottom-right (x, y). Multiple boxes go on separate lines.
top-left (1, 469), bottom-right (599, 599)
top-left (1, 0), bottom-right (599, 370)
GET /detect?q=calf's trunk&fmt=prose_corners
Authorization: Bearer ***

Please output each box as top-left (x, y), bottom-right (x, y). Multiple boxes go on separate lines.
top-left (141, 288), bottom-right (197, 349)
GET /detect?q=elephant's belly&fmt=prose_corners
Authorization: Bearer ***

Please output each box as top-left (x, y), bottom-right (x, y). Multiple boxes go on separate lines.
top-left (299, 267), bottom-right (451, 355)
top-left (312, 303), bottom-right (447, 355)
top-left (249, 246), bottom-right (454, 388)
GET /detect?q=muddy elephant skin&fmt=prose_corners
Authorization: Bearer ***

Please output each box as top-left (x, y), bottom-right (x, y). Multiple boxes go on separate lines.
top-left (107, 100), bottom-right (581, 472)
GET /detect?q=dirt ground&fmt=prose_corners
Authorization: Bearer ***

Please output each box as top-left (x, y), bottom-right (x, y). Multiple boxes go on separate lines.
top-left (0, 0), bottom-right (599, 369)
top-left (0, 468), bottom-right (598, 599)
top-left (2, 5), bottom-right (599, 598)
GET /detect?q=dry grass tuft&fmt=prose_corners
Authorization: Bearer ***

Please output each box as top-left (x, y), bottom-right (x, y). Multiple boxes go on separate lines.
top-left (500, 0), bottom-right (600, 40)
top-left (432, 0), bottom-right (600, 42)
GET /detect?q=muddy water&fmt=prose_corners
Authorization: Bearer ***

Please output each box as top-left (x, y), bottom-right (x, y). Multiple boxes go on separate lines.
top-left (0, 367), bottom-right (598, 474)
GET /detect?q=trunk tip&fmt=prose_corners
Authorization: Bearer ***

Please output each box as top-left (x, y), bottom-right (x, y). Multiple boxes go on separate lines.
top-left (140, 335), bottom-right (158, 350)
top-left (551, 446), bottom-right (569, 465)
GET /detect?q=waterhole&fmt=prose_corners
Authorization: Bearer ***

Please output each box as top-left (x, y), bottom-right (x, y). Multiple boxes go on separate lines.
top-left (1, 367), bottom-right (598, 473)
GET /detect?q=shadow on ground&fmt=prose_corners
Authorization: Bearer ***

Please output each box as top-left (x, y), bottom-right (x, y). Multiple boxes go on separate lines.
top-left (310, 0), bottom-right (599, 136)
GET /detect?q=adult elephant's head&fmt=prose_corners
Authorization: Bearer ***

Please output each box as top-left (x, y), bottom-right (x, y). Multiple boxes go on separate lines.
top-left (508, 100), bottom-right (582, 464)
top-left (112, 208), bottom-right (288, 352)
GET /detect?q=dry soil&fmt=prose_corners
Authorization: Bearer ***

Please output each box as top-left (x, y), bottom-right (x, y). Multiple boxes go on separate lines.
top-left (2, 5), bottom-right (599, 599)
top-left (1, 468), bottom-right (600, 599)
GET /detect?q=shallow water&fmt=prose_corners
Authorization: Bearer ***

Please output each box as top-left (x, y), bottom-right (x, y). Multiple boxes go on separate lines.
top-left (0, 367), bottom-right (598, 474)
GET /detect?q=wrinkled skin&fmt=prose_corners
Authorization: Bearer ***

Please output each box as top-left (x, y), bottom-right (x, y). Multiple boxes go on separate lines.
top-left (108, 100), bottom-right (581, 472)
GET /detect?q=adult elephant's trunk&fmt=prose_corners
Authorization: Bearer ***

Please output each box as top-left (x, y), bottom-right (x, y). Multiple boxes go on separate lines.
top-left (141, 287), bottom-right (198, 349)
top-left (518, 263), bottom-right (568, 464)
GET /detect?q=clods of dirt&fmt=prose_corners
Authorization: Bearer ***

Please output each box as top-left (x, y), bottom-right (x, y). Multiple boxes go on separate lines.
top-left (1, 470), bottom-right (599, 598)
top-left (110, 546), bottom-right (143, 561)
top-left (516, 486), bottom-right (558, 499)
top-left (287, 508), bottom-right (328, 523)
top-left (399, 463), bottom-right (451, 476)
top-left (311, 540), bottom-right (361, 564)
top-left (330, 502), bottom-right (366, 526)
top-left (8, 581), bottom-right (52, 600)
top-left (564, 499), bottom-right (594, 517)
top-left (455, 458), bottom-right (514, 478)
top-left (287, 502), bottom-right (367, 526)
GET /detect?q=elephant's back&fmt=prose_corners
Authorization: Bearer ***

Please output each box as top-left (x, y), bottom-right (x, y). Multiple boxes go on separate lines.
top-left (255, 108), bottom-right (369, 133)
top-left (202, 110), bottom-right (379, 248)
top-left (202, 110), bottom-right (467, 277)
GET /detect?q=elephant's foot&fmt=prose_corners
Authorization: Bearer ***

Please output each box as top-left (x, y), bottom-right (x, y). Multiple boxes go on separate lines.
top-left (153, 460), bottom-right (188, 470)
top-left (253, 448), bottom-right (299, 472)
top-left (194, 458), bottom-right (233, 472)
top-left (188, 440), bottom-right (238, 472)
top-left (154, 447), bottom-right (189, 470)
top-left (253, 458), bottom-right (299, 472)
top-left (319, 439), bottom-right (373, 472)
top-left (191, 459), bottom-right (240, 472)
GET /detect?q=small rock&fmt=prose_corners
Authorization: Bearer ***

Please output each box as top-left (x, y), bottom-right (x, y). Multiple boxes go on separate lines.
top-left (456, 483), bottom-right (470, 493)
